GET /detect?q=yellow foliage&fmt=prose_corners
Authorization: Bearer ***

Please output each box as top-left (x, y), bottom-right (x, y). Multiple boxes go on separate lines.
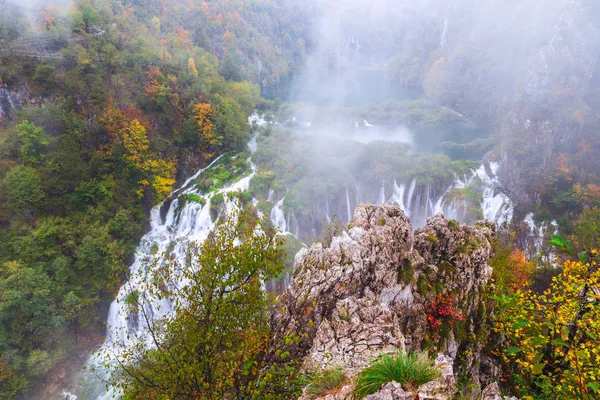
top-left (193, 103), bottom-right (222, 160)
top-left (496, 251), bottom-right (600, 398)
top-left (120, 120), bottom-right (175, 200)
top-left (188, 57), bottom-right (199, 77)
top-left (150, 16), bottom-right (161, 32)
top-left (122, 120), bottom-right (150, 166)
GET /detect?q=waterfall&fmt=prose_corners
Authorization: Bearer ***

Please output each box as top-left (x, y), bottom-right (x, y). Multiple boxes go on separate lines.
top-left (74, 159), bottom-right (257, 399)
top-left (406, 179), bottom-right (416, 217)
top-left (524, 212), bottom-right (559, 262)
top-left (440, 18), bottom-right (448, 47)
top-left (391, 180), bottom-right (407, 213)
top-left (384, 162), bottom-right (514, 229)
top-left (270, 198), bottom-right (287, 233)
top-left (346, 188), bottom-right (352, 221)
top-left (378, 181), bottom-right (386, 204)
top-left (476, 163), bottom-right (513, 226)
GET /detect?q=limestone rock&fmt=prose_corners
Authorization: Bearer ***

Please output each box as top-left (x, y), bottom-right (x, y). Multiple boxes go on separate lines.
top-left (480, 382), bottom-right (518, 400)
top-left (418, 354), bottom-right (456, 400)
top-left (269, 204), bottom-right (498, 399)
top-left (364, 382), bottom-right (414, 400)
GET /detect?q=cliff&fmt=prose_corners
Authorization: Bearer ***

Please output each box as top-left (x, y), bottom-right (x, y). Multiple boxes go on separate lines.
top-left (271, 204), bottom-right (507, 399)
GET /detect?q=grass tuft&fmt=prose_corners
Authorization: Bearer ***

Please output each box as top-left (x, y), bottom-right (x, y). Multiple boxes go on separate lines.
top-left (305, 367), bottom-right (348, 399)
top-left (352, 351), bottom-right (440, 399)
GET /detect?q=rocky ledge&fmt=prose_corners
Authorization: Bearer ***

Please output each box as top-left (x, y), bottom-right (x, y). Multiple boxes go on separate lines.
top-left (271, 204), bottom-right (509, 399)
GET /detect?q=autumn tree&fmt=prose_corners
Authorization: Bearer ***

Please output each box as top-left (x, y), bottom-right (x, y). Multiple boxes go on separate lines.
top-left (496, 249), bottom-right (600, 399)
top-left (193, 102), bottom-right (222, 160)
top-left (121, 119), bottom-right (175, 200)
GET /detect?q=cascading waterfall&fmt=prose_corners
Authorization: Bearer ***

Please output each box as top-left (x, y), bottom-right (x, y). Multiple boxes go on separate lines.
top-left (406, 179), bottom-right (416, 212)
top-left (346, 188), bottom-right (353, 221)
top-left (384, 162), bottom-right (515, 228)
top-left (73, 158), bottom-right (257, 399)
top-left (524, 213), bottom-right (559, 261)
top-left (440, 18), bottom-right (448, 47)
top-left (270, 198), bottom-right (288, 233)
top-left (475, 163), bottom-right (514, 225)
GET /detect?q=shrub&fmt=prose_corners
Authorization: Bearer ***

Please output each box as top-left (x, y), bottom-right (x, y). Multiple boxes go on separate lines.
top-left (495, 249), bottom-right (600, 399)
top-left (426, 295), bottom-right (464, 341)
top-left (447, 219), bottom-right (459, 230)
top-left (305, 367), bottom-right (348, 399)
top-left (352, 351), bottom-right (440, 399)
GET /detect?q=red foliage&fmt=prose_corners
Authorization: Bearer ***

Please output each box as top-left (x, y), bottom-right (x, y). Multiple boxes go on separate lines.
top-left (426, 294), bottom-right (464, 338)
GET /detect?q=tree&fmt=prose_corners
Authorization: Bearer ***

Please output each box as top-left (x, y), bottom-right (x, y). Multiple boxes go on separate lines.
top-left (15, 120), bottom-right (49, 166)
top-left (496, 249), bottom-right (600, 399)
top-left (0, 262), bottom-right (65, 353)
top-left (120, 119), bottom-right (175, 200)
top-left (193, 103), bottom-right (222, 160)
top-left (101, 207), bottom-right (292, 399)
top-left (3, 165), bottom-right (45, 221)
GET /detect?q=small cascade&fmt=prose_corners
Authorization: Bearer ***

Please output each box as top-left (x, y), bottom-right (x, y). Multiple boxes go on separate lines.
top-left (406, 179), bottom-right (416, 216)
top-left (476, 163), bottom-right (514, 226)
top-left (363, 119), bottom-right (374, 127)
top-left (270, 198), bottom-right (287, 233)
top-left (378, 181), bottom-right (386, 204)
top-left (440, 18), bottom-right (448, 47)
top-left (346, 188), bottom-right (353, 221)
top-left (391, 180), bottom-right (407, 213)
top-left (524, 213), bottom-right (559, 262)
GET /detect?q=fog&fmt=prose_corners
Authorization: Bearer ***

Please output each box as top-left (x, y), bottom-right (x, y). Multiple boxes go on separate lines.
top-left (265, 0), bottom-right (600, 236)
top-left (289, 0), bottom-right (576, 114)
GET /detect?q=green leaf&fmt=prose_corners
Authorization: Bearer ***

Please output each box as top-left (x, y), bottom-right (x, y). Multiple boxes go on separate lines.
top-left (579, 251), bottom-right (589, 263)
top-left (587, 382), bottom-right (600, 393)
top-left (551, 339), bottom-right (568, 347)
top-left (512, 320), bottom-right (530, 330)
top-left (531, 336), bottom-right (548, 346)
top-left (532, 363), bottom-right (545, 375)
top-left (505, 347), bottom-right (522, 355)
top-left (588, 331), bottom-right (598, 340)
top-left (565, 241), bottom-right (575, 256)
top-left (549, 235), bottom-right (565, 248)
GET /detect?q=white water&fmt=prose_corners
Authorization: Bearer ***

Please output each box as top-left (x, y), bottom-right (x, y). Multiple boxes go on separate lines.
top-left (271, 198), bottom-right (287, 233)
top-left (524, 212), bottom-right (559, 261)
top-left (475, 163), bottom-right (514, 226)
top-left (440, 18), bottom-right (448, 47)
top-left (382, 162), bottom-right (514, 228)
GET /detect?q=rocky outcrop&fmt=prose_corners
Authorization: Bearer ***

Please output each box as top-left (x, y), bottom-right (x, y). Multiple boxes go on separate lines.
top-left (271, 204), bottom-right (498, 399)
top-left (0, 84), bottom-right (24, 124)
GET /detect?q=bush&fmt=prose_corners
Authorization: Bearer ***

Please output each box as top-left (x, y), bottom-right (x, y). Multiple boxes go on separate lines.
top-left (495, 249), bottom-right (600, 399)
top-left (352, 351), bottom-right (440, 399)
top-left (305, 367), bottom-right (348, 399)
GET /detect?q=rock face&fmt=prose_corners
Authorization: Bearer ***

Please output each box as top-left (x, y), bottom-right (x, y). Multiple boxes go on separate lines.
top-left (497, 0), bottom-right (600, 207)
top-left (271, 204), bottom-right (498, 399)
top-left (0, 84), bottom-right (23, 123)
